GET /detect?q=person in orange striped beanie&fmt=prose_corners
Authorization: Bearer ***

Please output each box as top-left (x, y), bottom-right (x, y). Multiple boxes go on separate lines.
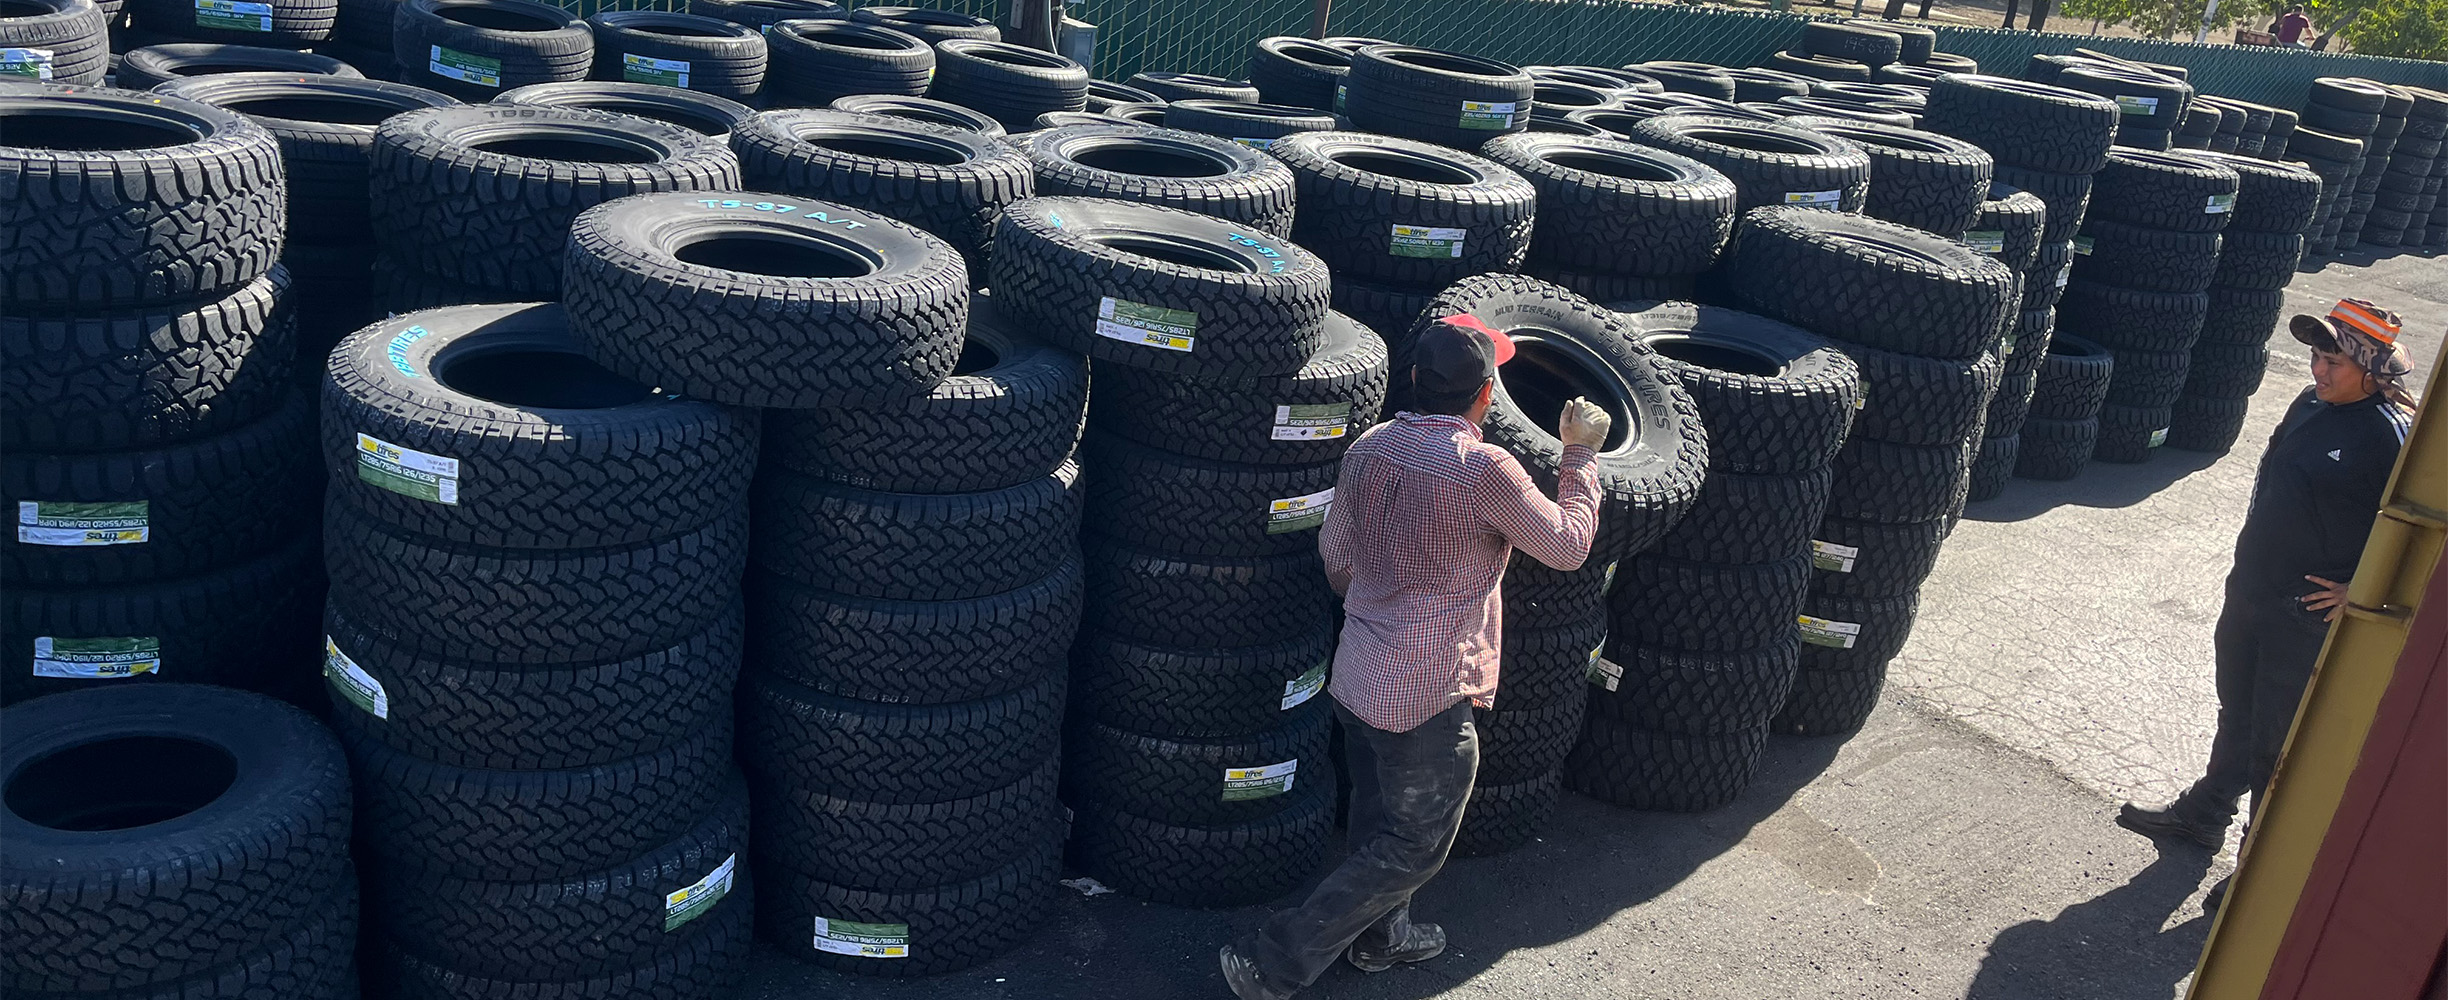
top-left (2115, 297), bottom-right (2418, 914)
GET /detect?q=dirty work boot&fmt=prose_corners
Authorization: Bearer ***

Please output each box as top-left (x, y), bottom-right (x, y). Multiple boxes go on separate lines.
top-left (2116, 800), bottom-right (2227, 849)
top-left (1347, 921), bottom-right (1446, 973)
top-left (1219, 944), bottom-right (1292, 1000)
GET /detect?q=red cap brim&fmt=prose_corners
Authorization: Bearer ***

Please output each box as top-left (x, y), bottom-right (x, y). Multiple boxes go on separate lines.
top-left (1437, 313), bottom-right (1516, 365)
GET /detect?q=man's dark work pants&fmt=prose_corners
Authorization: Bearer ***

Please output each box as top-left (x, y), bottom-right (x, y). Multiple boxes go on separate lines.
top-left (2179, 594), bottom-right (2329, 828)
top-left (1247, 700), bottom-right (1479, 991)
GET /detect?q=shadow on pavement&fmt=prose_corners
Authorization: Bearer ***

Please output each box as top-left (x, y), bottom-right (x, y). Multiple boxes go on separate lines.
top-left (740, 732), bottom-right (1848, 1000)
top-left (1962, 447), bottom-right (2224, 524)
top-left (1963, 847), bottom-right (2217, 1000)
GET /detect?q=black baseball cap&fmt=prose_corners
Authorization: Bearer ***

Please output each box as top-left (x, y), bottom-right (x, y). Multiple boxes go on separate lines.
top-left (1411, 313), bottom-right (1516, 396)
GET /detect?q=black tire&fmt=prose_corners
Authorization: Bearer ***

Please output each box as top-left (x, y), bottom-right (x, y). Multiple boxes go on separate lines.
top-left (1785, 115), bottom-right (1991, 235)
top-left (1564, 715), bottom-right (1768, 812)
top-left (1873, 63), bottom-right (1948, 85)
top-left (753, 753), bottom-right (1058, 894)
top-left (1610, 554), bottom-right (1813, 652)
top-left (2212, 229), bottom-right (2305, 289)
top-left (1845, 18), bottom-right (1934, 63)
top-left (2069, 218), bottom-right (2222, 293)
top-left (758, 832), bottom-right (1055, 976)
top-left (2164, 394), bottom-right (2250, 453)
top-left (373, 781), bottom-right (748, 981)
top-left (3, 387), bottom-right (315, 587)
top-left (926, 39), bottom-right (1088, 132)
top-left (844, 3), bottom-right (996, 42)
top-left (1084, 77), bottom-right (1166, 113)
top-left (1474, 697), bottom-right (1585, 784)
top-left (1966, 180), bottom-right (2047, 271)
top-left (2054, 281), bottom-right (2207, 353)
top-left (3, 266), bottom-right (294, 453)
top-left (1723, 67), bottom-right (1815, 103)
top-left (688, 0), bottom-right (839, 30)
top-left (1078, 432), bottom-right (1339, 558)
top-left (1725, 207), bottom-right (2020, 360)
top-left (1089, 310), bottom-right (1386, 466)
top-left (2024, 237), bottom-right (2076, 310)
top-left (391, 0), bottom-right (590, 100)
top-left (2185, 341), bottom-right (2268, 398)
top-left (323, 303), bottom-right (755, 550)
top-left (120, 43), bottom-right (358, 89)
top-left (1127, 70), bottom-right (1257, 104)
top-left (565, 191), bottom-right (971, 408)
top-left (1809, 513), bottom-right (1948, 598)
top-left (990, 195), bottom-right (1332, 378)
top-left (581, 11), bottom-right (765, 99)
top-left (1631, 61), bottom-right (1736, 100)
top-left (128, 0), bottom-right (332, 43)
top-left (732, 108), bottom-right (1031, 267)
top-left (750, 460), bottom-right (1079, 602)
top-left (2002, 304), bottom-right (2057, 378)
top-left (2101, 346), bottom-right (2186, 408)
top-left (739, 665), bottom-right (1063, 803)
top-left (2307, 76), bottom-right (2390, 115)
top-left (1246, 35), bottom-right (1347, 111)
top-left (0, 0), bottom-right (106, 84)
top-left (1627, 114), bottom-right (1872, 216)
top-left (1617, 299), bottom-right (1860, 474)
top-left (759, 291), bottom-right (1084, 494)
top-left (1986, 368), bottom-right (2039, 439)
top-left (370, 104), bottom-right (740, 296)
top-left (830, 93), bottom-right (1003, 136)
top-left (1022, 123), bottom-right (1298, 236)
top-left (2014, 415), bottom-right (2098, 479)
top-left (1765, 50), bottom-right (1872, 83)
top-left (1342, 44), bottom-right (1533, 148)
top-left (325, 504), bottom-right (745, 666)
top-left (1102, 101), bottom-right (1169, 126)
top-left (744, 555), bottom-right (1079, 705)
top-left (1791, 588), bottom-right (1918, 676)
top-left (1063, 706), bottom-right (1331, 825)
top-left (2086, 148), bottom-right (2241, 233)
top-left (152, 74), bottom-right (456, 248)
top-left (1651, 465), bottom-right (1834, 569)
top-left (1160, 99), bottom-right (1337, 145)
top-left (1772, 663), bottom-right (1884, 736)
top-left (1073, 624), bottom-right (1334, 739)
top-left (496, 83), bottom-right (752, 146)
top-left (1592, 634), bottom-right (1797, 735)
top-left (1, 684), bottom-right (352, 992)
top-left (1840, 338), bottom-right (2004, 447)
top-left (2197, 284), bottom-right (2285, 347)
top-left (1269, 129), bottom-right (1537, 287)
top-left (1774, 94), bottom-right (1915, 128)
top-left (1, 85), bottom-right (284, 312)
top-left (1921, 74), bottom-right (2119, 175)
top-left (2187, 149), bottom-right (2324, 233)
top-left (1525, 264), bottom-right (1696, 305)
top-left (1992, 164), bottom-right (2094, 241)
top-left (1066, 771), bottom-right (1332, 907)
top-left (1529, 79), bottom-right (1619, 118)
top-left (1451, 768), bottom-right (1560, 857)
top-left (377, 884), bottom-right (748, 1000)
top-left (763, 20), bottom-right (931, 107)
top-left (2091, 402), bottom-right (2172, 463)
top-left (1496, 611), bottom-right (1611, 709)
top-left (1825, 434), bottom-right (1974, 523)
top-left (1406, 275), bottom-right (1712, 560)
top-left (2051, 63), bottom-right (2189, 132)
top-left (1801, 20), bottom-right (1901, 67)
top-left (1480, 132), bottom-right (1738, 277)
top-left (1967, 431), bottom-right (2019, 501)
top-left (1080, 536), bottom-right (1333, 649)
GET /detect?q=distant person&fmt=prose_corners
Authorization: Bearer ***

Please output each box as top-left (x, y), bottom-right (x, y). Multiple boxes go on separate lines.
top-left (1219, 315), bottom-right (1611, 999)
top-left (2118, 299), bottom-right (2418, 910)
top-left (2277, 5), bottom-right (2313, 44)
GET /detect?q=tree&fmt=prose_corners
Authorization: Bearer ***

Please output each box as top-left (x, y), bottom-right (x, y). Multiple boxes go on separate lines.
top-left (2335, 0), bottom-right (2447, 58)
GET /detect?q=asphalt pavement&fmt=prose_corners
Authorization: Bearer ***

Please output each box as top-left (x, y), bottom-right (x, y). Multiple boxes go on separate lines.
top-left (740, 245), bottom-right (2447, 1000)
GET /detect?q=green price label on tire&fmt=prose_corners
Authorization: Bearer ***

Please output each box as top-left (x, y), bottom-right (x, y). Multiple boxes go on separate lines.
top-left (429, 45), bottom-right (502, 88)
top-left (622, 53), bottom-right (690, 88)
top-left (1223, 759), bottom-right (1298, 800)
top-left (193, 0), bottom-right (271, 31)
top-left (32, 636), bottom-right (161, 678)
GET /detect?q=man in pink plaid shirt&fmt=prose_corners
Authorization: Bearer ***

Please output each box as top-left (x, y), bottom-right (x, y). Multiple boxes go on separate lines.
top-left (1223, 314), bottom-right (1610, 999)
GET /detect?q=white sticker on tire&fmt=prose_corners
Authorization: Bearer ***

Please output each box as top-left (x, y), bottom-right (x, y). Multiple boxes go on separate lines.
top-left (812, 917), bottom-right (908, 958)
top-left (622, 53), bottom-right (690, 88)
top-left (356, 433), bottom-right (461, 504)
top-left (2073, 235), bottom-right (2096, 255)
top-left (1266, 487), bottom-right (1334, 533)
top-left (324, 638), bottom-right (390, 718)
top-left (1458, 100), bottom-right (1519, 130)
top-left (18, 501), bottom-right (148, 547)
top-left (666, 853), bottom-right (736, 931)
top-left (1094, 296), bottom-right (1198, 353)
top-left (1281, 660), bottom-right (1327, 710)
top-left (1390, 224), bottom-right (1466, 259)
top-left (0, 48), bottom-right (55, 80)
top-left (429, 45), bottom-right (502, 88)
top-left (2114, 95), bottom-right (2160, 116)
top-left (1588, 655), bottom-right (1622, 691)
top-left (32, 637), bottom-right (160, 678)
top-left (1783, 190), bottom-right (1843, 208)
top-left (1223, 759), bottom-right (1297, 800)
top-left (1811, 540), bottom-right (1859, 573)
top-left (1798, 615), bottom-right (1861, 649)
top-left (1963, 229), bottom-right (2006, 254)
top-left (2150, 427), bottom-right (2170, 447)
top-left (1270, 402), bottom-right (1353, 441)
top-left (1232, 136), bottom-right (1275, 150)
top-left (2206, 193), bottom-right (2236, 214)
top-left (194, 0), bottom-right (272, 31)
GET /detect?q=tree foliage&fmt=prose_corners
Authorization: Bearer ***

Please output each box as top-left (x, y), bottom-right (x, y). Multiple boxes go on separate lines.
top-left (2335, 0), bottom-right (2447, 59)
top-left (2056, 0), bottom-right (2440, 57)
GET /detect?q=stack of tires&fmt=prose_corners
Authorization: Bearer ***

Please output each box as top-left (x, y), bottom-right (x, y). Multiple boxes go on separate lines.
top-left (1247, 34), bottom-right (1349, 111)
top-left (0, 0), bottom-right (108, 84)
top-left (2291, 125), bottom-right (2367, 258)
top-left (2364, 86), bottom-right (2443, 251)
top-left (2015, 333), bottom-right (2117, 479)
top-left (319, 301), bottom-right (757, 999)
top-left (1021, 121), bottom-right (1299, 237)
top-left (1958, 182), bottom-right (2052, 499)
top-left (2189, 96), bottom-right (2299, 159)
top-left (1783, 116), bottom-right (1992, 239)
top-left (126, 0), bottom-right (330, 50)
top-left (3, 85), bottom-right (322, 706)
top-left (153, 72), bottom-right (458, 373)
top-left (1269, 129), bottom-right (1536, 339)
top-left (390, 0), bottom-right (594, 101)
top-left (2165, 153), bottom-right (2324, 453)
top-left (2, 685), bottom-right (359, 1000)
top-left (1770, 21), bottom-right (1897, 85)
top-left (1403, 276), bottom-right (1706, 844)
top-left (1724, 208), bottom-right (2019, 736)
top-left (1480, 131), bottom-right (1740, 305)
top-left (1627, 114), bottom-right (1873, 220)
top-left (560, 190), bottom-right (1069, 976)
top-left (584, 10), bottom-right (766, 101)
top-left (2054, 149), bottom-right (2240, 464)
top-left (366, 102), bottom-right (739, 310)
top-left (688, 0), bottom-right (844, 34)
top-left (2298, 76), bottom-right (2398, 253)
top-left (325, 0), bottom-right (397, 75)
top-left (501, 80), bottom-right (760, 140)
top-left (2044, 59), bottom-right (2191, 153)
top-left (1342, 42), bottom-right (1533, 150)
top-left (1572, 299), bottom-right (1857, 810)
top-left (989, 195), bottom-right (1354, 906)
top-left (733, 107), bottom-right (1034, 268)
top-left (926, 38), bottom-right (1089, 131)
top-left (762, 20), bottom-right (933, 108)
